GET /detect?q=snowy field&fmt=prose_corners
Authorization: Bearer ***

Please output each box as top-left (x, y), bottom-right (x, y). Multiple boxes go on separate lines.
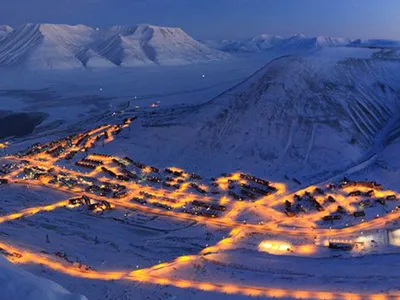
top-left (0, 47), bottom-right (400, 300)
top-left (0, 54), bottom-right (274, 140)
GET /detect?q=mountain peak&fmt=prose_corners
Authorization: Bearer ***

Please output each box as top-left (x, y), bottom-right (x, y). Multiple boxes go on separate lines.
top-left (0, 22), bottom-right (227, 70)
top-left (292, 33), bottom-right (306, 38)
top-left (0, 25), bottom-right (12, 32)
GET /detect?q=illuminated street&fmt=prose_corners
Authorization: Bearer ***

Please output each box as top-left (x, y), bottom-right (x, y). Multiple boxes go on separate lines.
top-left (0, 116), bottom-right (399, 299)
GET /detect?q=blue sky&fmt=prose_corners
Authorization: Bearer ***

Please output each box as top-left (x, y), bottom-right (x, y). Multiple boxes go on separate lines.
top-left (2, 0), bottom-right (400, 40)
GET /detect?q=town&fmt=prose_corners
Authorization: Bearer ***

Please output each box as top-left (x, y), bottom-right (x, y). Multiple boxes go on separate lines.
top-left (0, 115), bottom-right (399, 300)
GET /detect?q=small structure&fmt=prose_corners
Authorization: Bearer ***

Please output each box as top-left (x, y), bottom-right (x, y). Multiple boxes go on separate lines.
top-left (328, 241), bottom-right (354, 251)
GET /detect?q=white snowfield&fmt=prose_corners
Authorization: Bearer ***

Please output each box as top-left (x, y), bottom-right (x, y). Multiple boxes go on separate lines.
top-left (1, 37), bottom-right (400, 300)
top-left (113, 47), bottom-right (400, 183)
top-left (0, 23), bottom-right (228, 70)
top-left (0, 25), bottom-right (12, 39)
top-left (206, 33), bottom-right (378, 53)
top-left (0, 256), bottom-right (88, 300)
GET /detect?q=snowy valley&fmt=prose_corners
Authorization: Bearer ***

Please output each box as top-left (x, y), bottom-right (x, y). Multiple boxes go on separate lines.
top-left (0, 23), bottom-right (400, 300)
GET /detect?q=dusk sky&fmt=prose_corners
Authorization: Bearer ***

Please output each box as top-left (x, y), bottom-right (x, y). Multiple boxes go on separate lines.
top-left (2, 0), bottom-right (400, 40)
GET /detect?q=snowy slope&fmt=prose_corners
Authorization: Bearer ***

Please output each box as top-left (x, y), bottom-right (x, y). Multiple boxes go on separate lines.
top-left (207, 34), bottom-right (284, 53)
top-left (373, 48), bottom-right (400, 60)
top-left (95, 25), bottom-right (137, 39)
top-left (95, 34), bottom-right (153, 66)
top-left (276, 34), bottom-right (353, 52)
top-left (123, 48), bottom-right (400, 182)
top-left (190, 54), bottom-right (400, 177)
top-left (211, 34), bottom-right (353, 53)
top-left (0, 256), bottom-right (88, 300)
top-left (349, 38), bottom-right (400, 48)
top-left (137, 24), bottom-right (228, 65)
top-left (249, 34), bottom-right (284, 50)
top-left (185, 52), bottom-right (400, 179)
top-left (0, 23), bottom-right (95, 69)
top-left (314, 36), bottom-right (353, 47)
top-left (0, 25), bottom-right (12, 39)
top-left (95, 24), bottom-right (228, 66)
top-left (0, 23), bottom-right (227, 69)
top-left (76, 48), bottom-right (116, 68)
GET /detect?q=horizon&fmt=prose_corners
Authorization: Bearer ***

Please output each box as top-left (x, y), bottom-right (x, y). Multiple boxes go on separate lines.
top-left (2, 0), bottom-right (400, 40)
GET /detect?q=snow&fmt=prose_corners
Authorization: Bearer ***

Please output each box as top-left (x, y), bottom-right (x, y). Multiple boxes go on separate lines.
top-left (0, 255), bottom-right (88, 300)
top-left (95, 24), bottom-right (228, 66)
top-left (96, 34), bottom-right (154, 66)
top-left (76, 49), bottom-right (116, 69)
top-left (349, 38), bottom-right (400, 48)
top-left (0, 23), bottom-right (228, 70)
top-left (0, 23), bottom-right (94, 69)
top-left (0, 25), bottom-right (12, 39)
top-left (1, 42), bottom-right (400, 300)
top-left (207, 33), bottom-right (355, 54)
top-left (103, 47), bottom-right (400, 184)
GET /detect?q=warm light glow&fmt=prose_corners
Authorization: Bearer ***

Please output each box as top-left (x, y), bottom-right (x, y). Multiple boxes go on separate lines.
top-left (258, 240), bottom-right (292, 252)
top-left (0, 119), bottom-right (399, 300)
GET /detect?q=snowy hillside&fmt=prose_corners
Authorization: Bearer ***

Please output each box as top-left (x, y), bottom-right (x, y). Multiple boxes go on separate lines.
top-left (0, 23), bottom-right (95, 69)
top-left (121, 48), bottom-right (400, 182)
top-left (349, 38), bottom-right (400, 48)
top-left (0, 23), bottom-right (228, 70)
top-left (76, 48), bottom-right (116, 68)
top-left (208, 34), bottom-right (355, 53)
top-left (1, 44), bottom-right (400, 300)
top-left (137, 24), bottom-right (228, 65)
top-left (0, 256), bottom-right (88, 300)
top-left (278, 34), bottom-right (353, 51)
top-left (184, 53), bottom-right (400, 179)
top-left (0, 25), bottom-right (12, 38)
top-left (95, 34), bottom-right (153, 66)
top-left (207, 34), bottom-right (284, 53)
top-left (95, 24), bottom-right (228, 66)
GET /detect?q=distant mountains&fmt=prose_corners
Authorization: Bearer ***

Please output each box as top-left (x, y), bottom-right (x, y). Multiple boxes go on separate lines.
top-left (0, 23), bottom-right (228, 70)
top-left (0, 25), bottom-right (12, 38)
top-left (1, 23), bottom-right (400, 70)
top-left (204, 34), bottom-right (400, 53)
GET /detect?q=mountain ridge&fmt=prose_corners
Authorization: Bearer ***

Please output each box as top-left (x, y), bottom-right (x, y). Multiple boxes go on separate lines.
top-left (0, 23), bottom-right (228, 70)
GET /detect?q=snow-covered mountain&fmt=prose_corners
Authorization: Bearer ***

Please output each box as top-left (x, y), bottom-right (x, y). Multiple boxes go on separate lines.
top-left (0, 25), bottom-right (12, 38)
top-left (0, 23), bottom-right (228, 70)
top-left (76, 48), bottom-right (116, 68)
top-left (0, 256), bottom-right (88, 300)
top-left (0, 23), bottom-right (95, 69)
top-left (277, 34), bottom-right (353, 52)
top-left (208, 33), bottom-right (354, 53)
top-left (96, 34), bottom-right (153, 66)
top-left (349, 39), bottom-right (400, 48)
top-left (135, 48), bottom-right (400, 181)
top-left (95, 24), bottom-right (228, 66)
top-left (206, 34), bottom-right (284, 53)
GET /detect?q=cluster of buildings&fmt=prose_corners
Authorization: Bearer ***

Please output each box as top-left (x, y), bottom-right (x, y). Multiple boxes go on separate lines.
top-left (216, 173), bottom-right (279, 202)
top-left (284, 177), bottom-right (398, 222)
top-left (68, 195), bottom-right (112, 213)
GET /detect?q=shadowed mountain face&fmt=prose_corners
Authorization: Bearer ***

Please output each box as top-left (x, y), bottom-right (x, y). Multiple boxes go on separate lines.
top-left (133, 52), bottom-right (400, 181)
top-left (189, 55), bottom-right (400, 179)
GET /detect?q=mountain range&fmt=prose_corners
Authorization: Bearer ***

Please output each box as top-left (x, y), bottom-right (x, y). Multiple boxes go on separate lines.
top-left (2, 23), bottom-right (400, 70)
top-left (0, 23), bottom-right (228, 70)
top-left (130, 48), bottom-right (400, 182)
top-left (204, 34), bottom-right (400, 54)
top-left (205, 34), bottom-right (357, 53)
